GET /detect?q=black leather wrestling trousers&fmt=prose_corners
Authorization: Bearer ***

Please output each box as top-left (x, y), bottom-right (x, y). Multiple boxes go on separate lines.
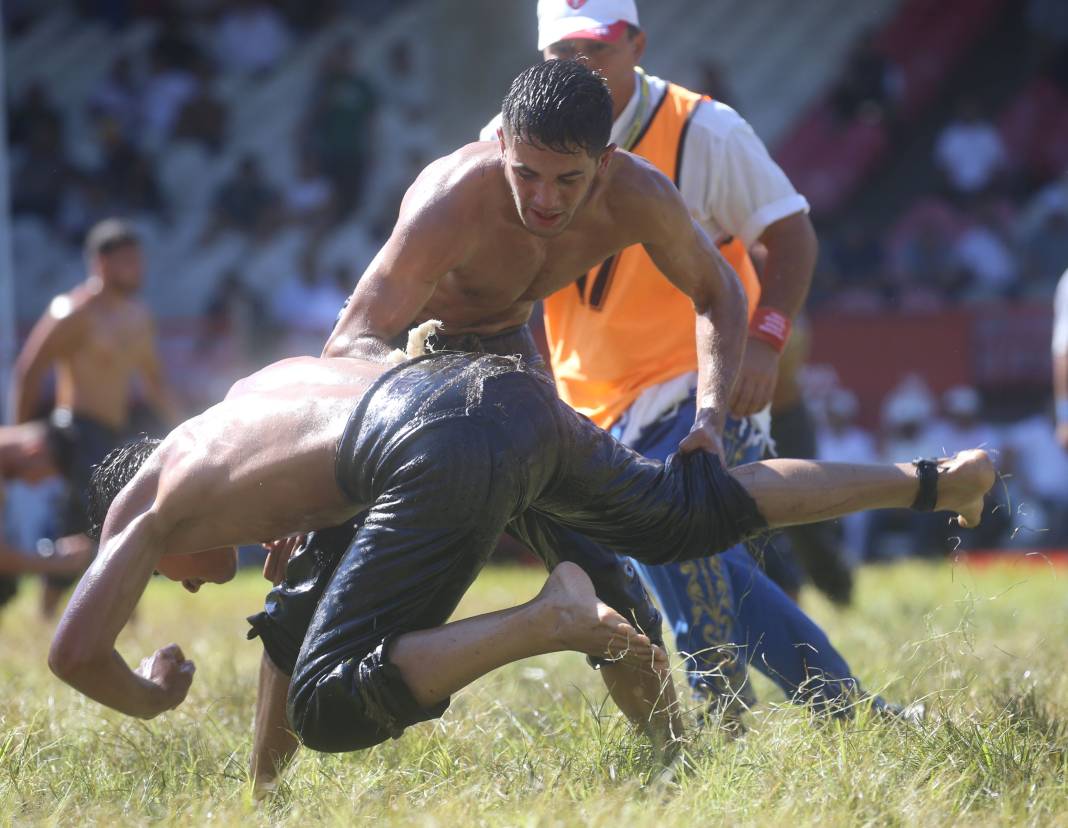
top-left (256, 353), bottom-right (766, 753)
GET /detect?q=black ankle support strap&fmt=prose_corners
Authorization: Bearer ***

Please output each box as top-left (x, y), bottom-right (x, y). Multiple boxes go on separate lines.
top-left (911, 459), bottom-right (939, 512)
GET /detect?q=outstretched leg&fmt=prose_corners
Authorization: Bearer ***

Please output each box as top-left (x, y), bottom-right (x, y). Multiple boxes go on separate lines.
top-left (730, 451), bottom-right (994, 531)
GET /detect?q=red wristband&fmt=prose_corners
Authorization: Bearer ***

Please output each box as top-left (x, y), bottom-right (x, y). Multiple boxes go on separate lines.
top-left (748, 307), bottom-right (792, 353)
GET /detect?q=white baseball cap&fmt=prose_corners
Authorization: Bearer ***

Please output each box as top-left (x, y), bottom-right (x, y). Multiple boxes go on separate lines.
top-left (537, 0), bottom-right (640, 51)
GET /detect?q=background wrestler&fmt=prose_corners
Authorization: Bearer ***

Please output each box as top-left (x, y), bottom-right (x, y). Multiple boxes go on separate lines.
top-left (47, 351), bottom-right (993, 778)
top-left (10, 218), bottom-right (180, 617)
top-left (0, 423), bottom-right (94, 591)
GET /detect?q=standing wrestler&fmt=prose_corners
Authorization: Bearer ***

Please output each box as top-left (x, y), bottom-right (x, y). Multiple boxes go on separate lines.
top-left (476, 0), bottom-right (872, 724)
top-left (10, 218), bottom-right (179, 616)
top-left (48, 348), bottom-right (994, 758)
top-left (243, 57), bottom-right (747, 787)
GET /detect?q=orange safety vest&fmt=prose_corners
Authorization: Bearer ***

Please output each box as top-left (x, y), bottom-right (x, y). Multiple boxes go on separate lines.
top-left (543, 83), bottom-right (761, 429)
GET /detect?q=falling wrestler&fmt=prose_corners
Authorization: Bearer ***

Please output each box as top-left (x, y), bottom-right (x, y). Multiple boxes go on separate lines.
top-left (48, 349), bottom-right (994, 760)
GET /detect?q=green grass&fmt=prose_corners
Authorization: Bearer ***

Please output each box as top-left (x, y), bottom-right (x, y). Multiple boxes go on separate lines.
top-left (1, 560), bottom-right (1066, 826)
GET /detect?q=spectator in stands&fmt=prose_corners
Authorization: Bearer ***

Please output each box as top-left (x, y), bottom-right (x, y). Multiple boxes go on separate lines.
top-left (926, 385), bottom-right (1008, 549)
top-left (881, 377), bottom-right (937, 463)
top-left (213, 0), bottom-right (293, 77)
top-left (270, 245), bottom-right (343, 352)
top-left (817, 388), bottom-right (878, 564)
top-left (1002, 404), bottom-right (1068, 546)
top-left (953, 202), bottom-right (1020, 298)
top-left (699, 60), bottom-right (738, 111)
top-left (11, 118), bottom-right (71, 222)
top-left (284, 153), bottom-right (337, 233)
top-left (89, 57), bottom-right (140, 141)
top-left (303, 38), bottom-right (377, 213)
top-left (173, 63), bottom-right (229, 155)
top-left (894, 222), bottom-right (966, 302)
top-left (205, 154), bottom-right (282, 242)
top-left (1017, 175), bottom-right (1068, 292)
top-left (829, 32), bottom-right (902, 123)
top-left (57, 174), bottom-right (115, 245)
top-left (827, 220), bottom-right (885, 289)
top-left (141, 36), bottom-right (200, 148)
top-left (934, 98), bottom-right (1007, 198)
top-left (874, 378), bottom-right (945, 558)
top-left (98, 126), bottom-right (164, 218)
top-left (927, 386), bottom-right (1000, 456)
top-left (8, 81), bottom-right (62, 152)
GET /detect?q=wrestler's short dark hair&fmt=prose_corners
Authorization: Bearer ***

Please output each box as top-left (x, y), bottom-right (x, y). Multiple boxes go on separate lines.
top-left (86, 436), bottom-right (161, 541)
top-left (501, 59), bottom-right (612, 156)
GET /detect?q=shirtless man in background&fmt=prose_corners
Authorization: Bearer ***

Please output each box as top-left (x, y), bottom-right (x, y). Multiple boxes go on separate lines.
top-left (11, 218), bottom-right (179, 616)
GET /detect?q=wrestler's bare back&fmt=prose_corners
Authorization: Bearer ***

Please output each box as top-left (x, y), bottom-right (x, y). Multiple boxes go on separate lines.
top-left (119, 358), bottom-right (390, 558)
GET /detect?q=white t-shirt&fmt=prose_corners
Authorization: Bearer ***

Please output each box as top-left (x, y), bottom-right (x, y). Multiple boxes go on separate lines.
top-left (934, 122), bottom-right (1005, 193)
top-left (1053, 268), bottom-right (1068, 356)
top-left (480, 70), bottom-right (809, 248)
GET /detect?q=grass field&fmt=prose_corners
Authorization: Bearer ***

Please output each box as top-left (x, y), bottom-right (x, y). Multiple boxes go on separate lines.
top-left (0, 558), bottom-right (1066, 826)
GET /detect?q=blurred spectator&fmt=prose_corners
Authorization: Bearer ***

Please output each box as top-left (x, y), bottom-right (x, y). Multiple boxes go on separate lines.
top-left (98, 127), bottom-right (164, 216)
top-left (8, 81), bottom-right (62, 151)
top-left (874, 378), bottom-right (947, 558)
top-left (206, 155), bottom-right (282, 241)
top-left (880, 376), bottom-right (937, 462)
top-left (927, 386), bottom-right (1000, 454)
top-left (89, 57), bottom-right (141, 140)
top-left (141, 36), bottom-right (200, 147)
top-left (952, 203), bottom-right (1019, 298)
top-left (699, 60), bottom-right (738, 110)
top-left (11, 121), bottom-right (71, 221)
top-left (892, 223), bottom-right (963, 301)
top-left (1016, 173), bottom-right (1068, 291)
top-left (173, 64), bottom-right (229, 154)
top-left (213, 0), bottom-right (293, 76)
top-left (270, 246), bottom-right (347, 354)
top-left (57, 174), bottom-right (116, 244)
top-left (1002, 408), bottom-right (1068, 544)
top-left (934, 98), bottom-right (1006, 197)
top-left (829, 32), bottom-right (902, 122)
top-left (303, 39), bottom-right (377, 213)
top-left (817, 388), bottom-right (878, 564)
top-left (193, 271), bottom-right (272, 404)
top-left (828, 221), bottom-right (884, 286)
top-left (284, 153), bottom-right (337, 231)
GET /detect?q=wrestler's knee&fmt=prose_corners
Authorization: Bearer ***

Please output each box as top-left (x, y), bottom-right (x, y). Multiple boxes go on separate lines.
top-left (287, 639), bottom-right (449, 753)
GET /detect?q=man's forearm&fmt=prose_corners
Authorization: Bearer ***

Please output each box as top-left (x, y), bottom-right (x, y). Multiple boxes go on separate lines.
top-left (323, 331), bottom-right (396, 361)
top-left (694, 284), bottom-right (747, 429)
top-left (755, 213), bottom-right (818, 320)
top-left (251, 652), bottom-right (300, 789)
top-left (11, 368), bottom-right (41, 424)
top-left (52, 649), bottom-right (168, 718)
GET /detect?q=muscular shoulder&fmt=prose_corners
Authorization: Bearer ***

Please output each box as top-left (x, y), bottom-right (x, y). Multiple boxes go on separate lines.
top-left (604, 151), bottom-right (688, 239)
top-left (401, 143), bottom-right (500, 222)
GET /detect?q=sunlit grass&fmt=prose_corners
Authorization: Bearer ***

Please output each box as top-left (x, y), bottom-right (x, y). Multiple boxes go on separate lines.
top-left (0, 559), bottom-right (1065, 825)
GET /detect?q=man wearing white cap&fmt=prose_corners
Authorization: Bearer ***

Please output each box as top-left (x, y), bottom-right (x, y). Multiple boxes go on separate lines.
top-left (480, 1), bottom-right (890, 724)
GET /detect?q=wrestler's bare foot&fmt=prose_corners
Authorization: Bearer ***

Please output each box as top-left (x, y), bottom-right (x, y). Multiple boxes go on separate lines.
top-left (933, 450), bottom-right (996, 528)
top-left (537, 562), bottom-right (667, 669)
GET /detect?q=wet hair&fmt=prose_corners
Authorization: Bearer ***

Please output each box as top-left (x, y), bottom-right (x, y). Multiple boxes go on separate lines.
top-left (501, 59), bottom-right (612, 156)
top-left (86, 436), bottom-right (161, 541)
